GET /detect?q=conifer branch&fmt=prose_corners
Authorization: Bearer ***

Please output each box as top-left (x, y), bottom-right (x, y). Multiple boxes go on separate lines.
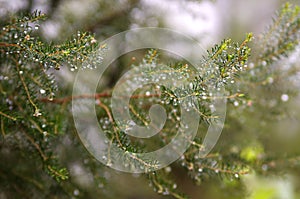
top-left (15, 59), bottom-right (41, 117)
top-left (21, 129), bottom-right (48, 161)
top-left (1, 4), bottom-right (300, 198)
top-left (1, 118), bottom-right (6, 137)
top-left (0, 110), bottom-right (17, 121)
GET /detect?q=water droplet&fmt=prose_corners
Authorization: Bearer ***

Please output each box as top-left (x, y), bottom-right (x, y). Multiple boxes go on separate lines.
top-left (48, 94), bottom-right (54, 101)
top-left (233, 101), bottom-right (239, 106)
top-left (262, 164), bottom-right (268, 171)
top-left (165, 99), bottom-right (170, 104)
top-left (173, 99), bottom-right (178, 106)
top-left (165, 166), bottom-right (171, 173)
top-left (249, 63), bottom-right (255, 68)
top-left (162, 190), bottom-right (169, 195)
top-left (40, 89), bottom-right (46, 94)
top-left (281, 94), bottom-right (289, 102)
top-left (267, 77), bottom-right (274, 84)
top-left (209, 104), bottom-right (216, 112)
top-left (172, 184), bottom-right (177, 189)
top-left (91, 38), bottom-right (97, 44)
top-left (33, 109), bottom-right (42, 117)
top-left (19, 71), bottom-right (23, 75)
top-left (73, 189), bottom-right (80, 196)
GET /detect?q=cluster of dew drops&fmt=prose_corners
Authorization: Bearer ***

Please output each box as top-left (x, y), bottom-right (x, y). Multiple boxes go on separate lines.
top-left (2, 19), bottom-right (40, 57)
top-left (228, 61), bottom-right (290, 107)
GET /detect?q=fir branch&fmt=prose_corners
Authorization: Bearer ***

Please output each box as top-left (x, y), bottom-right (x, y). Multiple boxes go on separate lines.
top-left (1, 118), bottom-right (6, 137)
top-left (11, 169), bottom-right (44, 191)
top-left (129, 104), bottom-right (149, 126)
top-left (148, 171), bottom-right (187, 199)
top-left (46, 165), bottom-right (69, 182)
top-left (20, 129), bottom-right (48, 161)
top-left (198, 164), bottom-right (250, 176)
top-left (252, 3), bottom-right (300, 67)
top-left (96, 98), bottom-right (122, 147)
top-left (15, 58), bottom-right (41, 117)
top-left (1, 4), bottom-right (300, 199)
top-left (40, 92), bottom-right (160, 104)
top-left (0, 110), bottom-right (17, 121)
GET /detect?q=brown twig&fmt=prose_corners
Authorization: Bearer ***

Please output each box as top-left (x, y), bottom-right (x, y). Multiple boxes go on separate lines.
top-left (0, 42), bottom-right (21, 48)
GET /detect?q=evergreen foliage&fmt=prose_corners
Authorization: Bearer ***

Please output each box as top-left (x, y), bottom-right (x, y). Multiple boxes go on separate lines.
top-left (0, 2), bottom-right (299, 199)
